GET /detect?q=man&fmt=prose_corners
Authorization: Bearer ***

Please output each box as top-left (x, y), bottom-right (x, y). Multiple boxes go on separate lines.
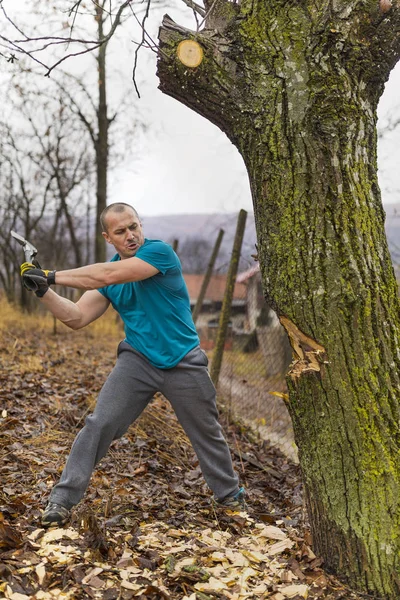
top-left (21, 202), bottom-right (245, 527)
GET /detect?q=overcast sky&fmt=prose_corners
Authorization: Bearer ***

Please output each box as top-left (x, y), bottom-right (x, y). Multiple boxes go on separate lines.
top-left (106, 2), bottom-right (255, 217)
top-left (107, 3), bottom-right (400, 216)
top-left (110, 11), bottom-right (400, 217)
top-left (2, 1), bottom-right (399, 217)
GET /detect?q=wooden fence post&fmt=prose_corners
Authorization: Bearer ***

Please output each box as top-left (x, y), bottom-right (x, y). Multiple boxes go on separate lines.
top-left (192, 228), bottom-right (224, 325)
top-left (210, 210), bottom-right (247, 387)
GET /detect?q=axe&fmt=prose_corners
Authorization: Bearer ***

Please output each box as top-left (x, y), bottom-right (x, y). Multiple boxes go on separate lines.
top-left (11, 230), bottom-right (41, 268)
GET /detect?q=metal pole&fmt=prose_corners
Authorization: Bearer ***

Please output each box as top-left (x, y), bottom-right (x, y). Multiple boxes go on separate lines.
top-left (210, 210), bottom-right (247, 387)
top-left (192, 228), bottom-right (224, 325)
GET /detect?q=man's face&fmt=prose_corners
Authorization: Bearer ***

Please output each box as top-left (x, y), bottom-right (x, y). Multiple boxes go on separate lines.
top-left (102, 208), bottom-right (145, 260)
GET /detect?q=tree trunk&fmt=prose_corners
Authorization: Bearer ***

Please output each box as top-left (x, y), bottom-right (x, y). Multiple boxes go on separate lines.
top-left (95, 5), bottom-right (108, 263)
top-left (157, 2), bottom-right (400, 597)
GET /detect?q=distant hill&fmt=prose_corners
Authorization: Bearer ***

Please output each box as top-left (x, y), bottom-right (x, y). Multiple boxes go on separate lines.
top-left (137, 206), bottom-right (400, 272)
top-left (141, 212), bottom-right (257, 248)
top-left (139, 212), bottom-right (258, 273)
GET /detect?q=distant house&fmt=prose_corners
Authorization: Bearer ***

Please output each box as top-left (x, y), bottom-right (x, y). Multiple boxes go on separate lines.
top-left (183, 273), bottom-right (247, 349)
top-left (236, 264), bottom-right (267, 330)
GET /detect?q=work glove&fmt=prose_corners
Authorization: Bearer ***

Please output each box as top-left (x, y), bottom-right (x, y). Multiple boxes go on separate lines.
top-left (20, 262), bottom-right (56, 298)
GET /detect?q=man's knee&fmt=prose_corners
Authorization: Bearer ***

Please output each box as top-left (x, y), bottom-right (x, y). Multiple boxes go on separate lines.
top-left (84, 412), bottom-right (128, 440)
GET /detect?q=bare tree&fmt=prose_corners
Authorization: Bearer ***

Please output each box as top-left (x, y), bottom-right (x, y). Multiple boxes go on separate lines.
top-left (1, 0), bottom-right (146, 262)
top-left (0, 122), bottom-right (49, 308)
top-left (0, 77), bottom-right (95, 306)
top-left (178, 237), bottom-right (218, 274)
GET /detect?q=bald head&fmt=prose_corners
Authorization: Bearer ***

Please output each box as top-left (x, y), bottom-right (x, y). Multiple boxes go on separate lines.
top-left (100, 203), bottom-right (139, 233)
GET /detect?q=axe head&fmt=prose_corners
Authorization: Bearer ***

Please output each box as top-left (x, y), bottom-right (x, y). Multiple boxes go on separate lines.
top-left (11, 230), bottom-right (39, 264)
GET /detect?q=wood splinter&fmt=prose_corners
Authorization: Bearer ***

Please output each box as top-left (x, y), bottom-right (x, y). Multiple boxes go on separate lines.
top-left (280, 316), bottom-right (327, 379)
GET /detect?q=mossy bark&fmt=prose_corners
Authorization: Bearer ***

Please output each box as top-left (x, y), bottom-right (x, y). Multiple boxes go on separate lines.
top-left (158, 1), bottom-right (400, 597)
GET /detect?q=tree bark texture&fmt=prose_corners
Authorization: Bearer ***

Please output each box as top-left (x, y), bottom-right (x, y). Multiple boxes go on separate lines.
top-left (158, 2), bottom-right (400, 597)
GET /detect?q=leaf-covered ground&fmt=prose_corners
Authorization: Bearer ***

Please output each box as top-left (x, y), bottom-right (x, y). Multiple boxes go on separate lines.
top-left (0, 317), bottom-right (366, 600)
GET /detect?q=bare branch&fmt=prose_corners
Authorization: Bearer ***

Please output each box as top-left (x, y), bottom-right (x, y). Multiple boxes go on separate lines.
top-left (0, 0), bottom-right (133, 75)
top-left (180, 0), bottom-right (206, 18)
top-left (0, 34), bottom-right (50, 70)
top-left (52, 73), bottom-right (98, 142)
top-left (66, 1), bottom-right (86, 49)
top-left (68, 1), bottom-right (84, 18)
top-left (1, 2), bottom-right (30, 39)
top-left (45, 43), bottom-right (104, 76)
top-left (130, 0), bottom-right (158, 98)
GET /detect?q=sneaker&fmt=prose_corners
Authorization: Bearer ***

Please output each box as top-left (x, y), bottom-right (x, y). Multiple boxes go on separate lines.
top-left (215, 486), bottom-right (247, 510)
top-left (41, 502), bottom-right (70, 528)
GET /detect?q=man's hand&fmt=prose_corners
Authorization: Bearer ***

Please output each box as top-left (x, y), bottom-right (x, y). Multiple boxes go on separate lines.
top-left (20, 263), bottom-right (56, 298)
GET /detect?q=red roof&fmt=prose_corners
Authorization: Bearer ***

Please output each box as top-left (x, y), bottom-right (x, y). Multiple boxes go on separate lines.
top-left (183, 274), bottom-right (246, 302)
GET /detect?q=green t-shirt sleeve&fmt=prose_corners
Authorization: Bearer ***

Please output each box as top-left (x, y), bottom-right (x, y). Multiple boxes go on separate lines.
top-left (135, 240), bottom-right (177, 275)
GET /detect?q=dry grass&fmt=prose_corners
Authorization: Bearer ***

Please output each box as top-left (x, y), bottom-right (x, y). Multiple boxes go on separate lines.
top-left (0, 299), bottom-right (53, 334)
top-left (88, 305), bottom-right (123, 339)
top-left (224, 348), bottom-right (267, 380)
top-left (0, 298), bottom-right (123, 340)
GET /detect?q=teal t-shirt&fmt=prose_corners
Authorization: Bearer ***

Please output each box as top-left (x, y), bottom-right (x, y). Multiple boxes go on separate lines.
top-left (98, 239), bottom-right (199, 369)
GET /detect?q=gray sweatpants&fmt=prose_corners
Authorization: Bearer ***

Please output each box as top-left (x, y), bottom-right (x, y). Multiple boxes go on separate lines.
top-left (49, 342), bottom-right (239, 509)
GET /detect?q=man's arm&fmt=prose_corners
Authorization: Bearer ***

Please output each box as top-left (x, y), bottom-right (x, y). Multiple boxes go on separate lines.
top-left (54, 257), bottom-right (159, 290)
top-left (40, 289), bottom-right (110, 329)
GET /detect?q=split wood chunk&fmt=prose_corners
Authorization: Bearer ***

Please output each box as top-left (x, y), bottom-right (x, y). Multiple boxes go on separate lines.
top-left (177, 40), bottom-right (204, 68)
top-left (280, 316), bottom-right (327, 379)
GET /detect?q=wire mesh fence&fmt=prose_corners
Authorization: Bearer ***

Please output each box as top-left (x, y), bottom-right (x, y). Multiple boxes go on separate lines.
top-left (214, 326), bottom-right (297, 463)
top-left (192, 263), bottom-right (298, 463)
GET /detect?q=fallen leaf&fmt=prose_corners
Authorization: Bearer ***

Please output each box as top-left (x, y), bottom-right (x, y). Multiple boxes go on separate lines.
top-left (6, 588), bottom-right (30, 600)
top-left (27, 529), bottom-right (45, 542)
top-left (268, 539), bottom-right (295, 556)
top-left (35, 563), bottom-right (46, 585)
top-left (241, 549), bottom-right (269, 564)
top-left (256, 525), bottom-right (288, 540)
top-left (120, 580), bottom-right (143, 590)
top-left (280, 583), bottom-right (309, 598)
top-left (85, 575), bottom-right (104, 589)
top-left (194, 576), bottom-right (228, 592)
top-left (81, 566), bottom-right (104, 584)
top-left (0, 522), bottom-right (23, 550)
top-left (41, 528), bottom-right (79, 543)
